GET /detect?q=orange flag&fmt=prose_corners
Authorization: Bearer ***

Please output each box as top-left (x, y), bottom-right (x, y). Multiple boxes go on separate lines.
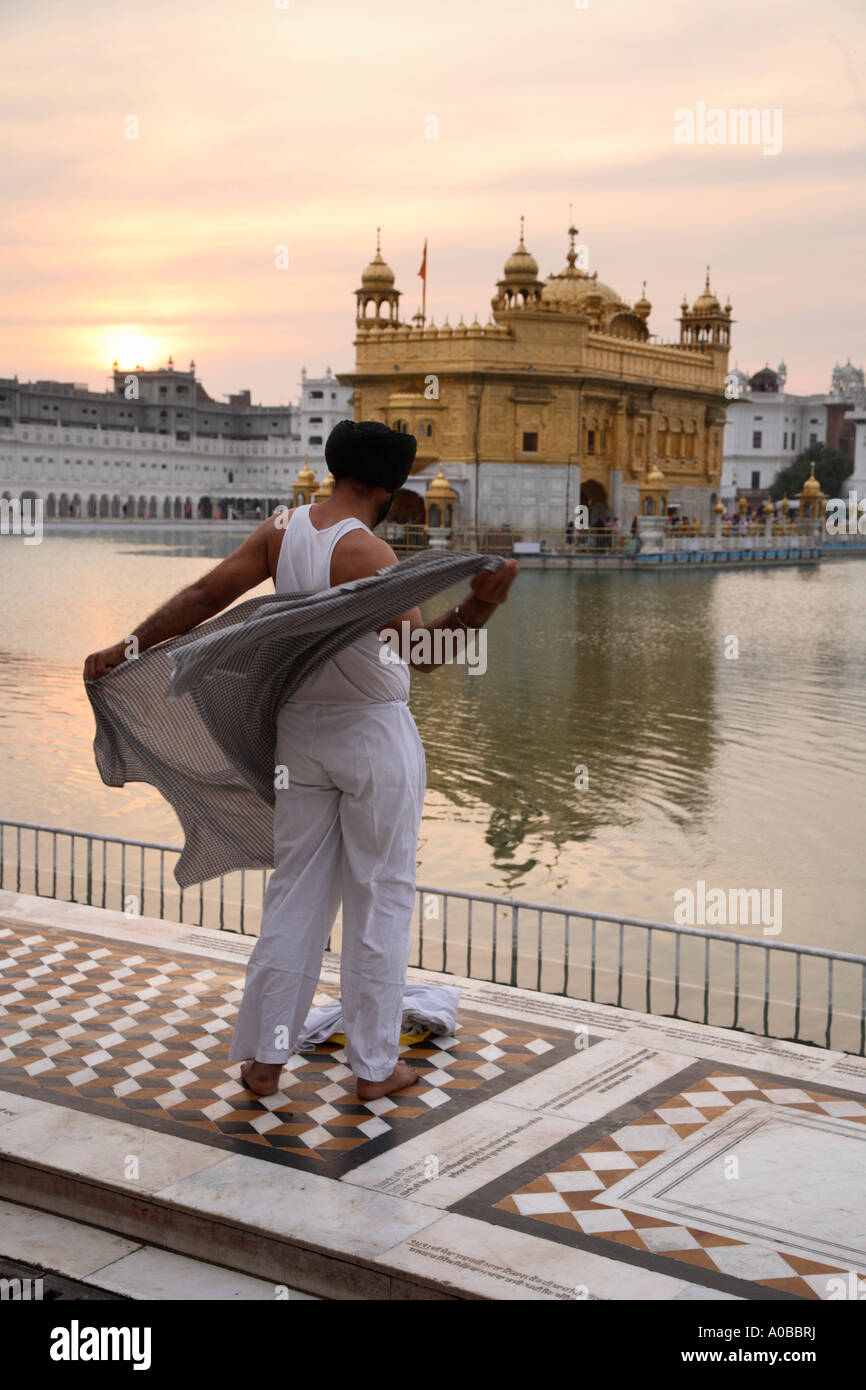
top-left (417, 239), bottom-right (428, 320)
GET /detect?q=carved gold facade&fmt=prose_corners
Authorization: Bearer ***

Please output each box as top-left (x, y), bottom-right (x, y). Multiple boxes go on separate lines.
top-left (339, 224), bottom-right (733, 529)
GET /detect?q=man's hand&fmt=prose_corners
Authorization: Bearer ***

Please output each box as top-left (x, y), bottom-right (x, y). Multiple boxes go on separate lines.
top-left (469, 559), bottom-right (520, 607)
top-left (460, 558), bottom-right (520, 626)
top-left (84, 641), bottom-right (129, 680)
top-left (82, 515), bottom-right (276, 682)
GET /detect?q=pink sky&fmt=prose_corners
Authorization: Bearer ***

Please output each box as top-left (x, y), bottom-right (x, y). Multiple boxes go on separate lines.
top-left (2, 0), bottom-right (864, 405)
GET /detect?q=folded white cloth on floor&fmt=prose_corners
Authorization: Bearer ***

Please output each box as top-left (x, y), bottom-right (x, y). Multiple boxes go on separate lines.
top-left (296, 981), bottom-right (460, 1050)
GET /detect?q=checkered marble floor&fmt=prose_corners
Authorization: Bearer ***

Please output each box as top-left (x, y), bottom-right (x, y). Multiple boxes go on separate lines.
top-left (3, 894), bottom-right (866, 1301)
top-left (0, 921), bottom-right (576, 1176)
top-left (495, 1071), bottom-right (866, 1299)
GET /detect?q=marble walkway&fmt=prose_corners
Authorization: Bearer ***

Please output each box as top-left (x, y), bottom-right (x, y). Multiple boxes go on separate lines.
top-left (1, 889), bottom-right (864, 1301)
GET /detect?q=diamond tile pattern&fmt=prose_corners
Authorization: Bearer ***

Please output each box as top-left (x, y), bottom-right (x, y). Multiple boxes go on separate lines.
top-left (0, 924), bottom-right (574, 1175)
top-left (497, 1071), bottom-right (866, 1300)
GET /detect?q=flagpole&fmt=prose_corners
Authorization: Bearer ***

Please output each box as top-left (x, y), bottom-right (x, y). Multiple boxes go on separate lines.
top-left (418, 238), bottom-right (428, 326)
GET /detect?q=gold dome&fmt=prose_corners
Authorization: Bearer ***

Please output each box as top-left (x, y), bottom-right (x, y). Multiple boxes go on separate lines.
top-left (314, 472), bottom-right (335, 501)
top-left (542, 270), bottom-right (623, 311)
top-left (295, 460), bottom-right (316, 487)
top-left (503, 216), bottom-right (539, 281)
top-left (504, 244), bottom-right (539, 279)
top-left (645, 464), bottom-right (665, 486)
top-left (714, 498), bottom-right (724, 514)
top-left (802, 463), bottom-right (821, 495)
top-left (360, 228), bottom-right (395, 288)
top-left (541, 227), bottom-right (624, 314)
top-left (634, 281), bottom-right (652, 319)
top-left (693, 268), bottom-right (721, 313)
top-left (426, 466), bottom-right (457, 499)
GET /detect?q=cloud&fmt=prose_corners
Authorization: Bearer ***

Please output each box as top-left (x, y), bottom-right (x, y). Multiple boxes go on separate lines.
top-left (1, 0), bottom-right (863, 398)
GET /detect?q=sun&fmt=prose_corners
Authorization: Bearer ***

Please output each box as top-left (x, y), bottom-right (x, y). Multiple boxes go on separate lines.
top-left (102, 327), bottom-right (165, 370)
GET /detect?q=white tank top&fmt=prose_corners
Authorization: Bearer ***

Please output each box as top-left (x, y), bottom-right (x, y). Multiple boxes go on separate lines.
top-left (276, 505), bottom-right (410, 705)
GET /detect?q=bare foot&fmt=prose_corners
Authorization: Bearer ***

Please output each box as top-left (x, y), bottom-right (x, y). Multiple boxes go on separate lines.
top-left (240, 1060), bottom-right (283, 1097)
top-left (356, 1060), bottom-right (419, 1102)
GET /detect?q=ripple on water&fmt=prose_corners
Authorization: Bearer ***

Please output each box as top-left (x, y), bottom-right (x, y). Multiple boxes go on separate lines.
top-left (1, 536), bottom-right (864, 945)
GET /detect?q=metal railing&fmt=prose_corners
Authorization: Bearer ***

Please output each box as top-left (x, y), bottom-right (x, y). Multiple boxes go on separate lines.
top-left (381, 524), bottom-right (656, 554)
top-left (2, 818), bottom-right (864, 1056)
top-left (450, 526), bottom-right (628, 554)
top-left (379, 523), bottom-right (429, 553)
top-left (383, 524), bottom-right (835, 556)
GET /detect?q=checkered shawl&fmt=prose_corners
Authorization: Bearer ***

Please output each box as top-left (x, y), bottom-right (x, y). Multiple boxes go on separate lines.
top-left (86, 549), bottom-right (502, 888)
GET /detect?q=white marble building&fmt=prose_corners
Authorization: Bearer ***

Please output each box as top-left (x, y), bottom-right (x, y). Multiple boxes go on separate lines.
top-left (0, 363), bottom-right (353, 519)
top-left (721, 361), bottom-right (863, 505)
top-left (845, 410), bottom-right (866, 508)
top-left (296, 367), bottom-right (353, 459)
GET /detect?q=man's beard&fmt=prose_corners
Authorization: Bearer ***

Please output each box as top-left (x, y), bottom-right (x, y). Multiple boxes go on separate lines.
top-left (374, 492), bottom-right (395, 527)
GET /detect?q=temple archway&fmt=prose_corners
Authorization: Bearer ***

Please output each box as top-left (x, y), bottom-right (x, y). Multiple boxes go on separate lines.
top-left (580, 479), bottom-right (608, 526)
top-left (388, 488), bottom-right (425, 524)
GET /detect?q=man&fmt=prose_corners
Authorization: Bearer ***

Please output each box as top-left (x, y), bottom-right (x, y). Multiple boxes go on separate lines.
top-left (85, 421), bottom-right (518, 1102)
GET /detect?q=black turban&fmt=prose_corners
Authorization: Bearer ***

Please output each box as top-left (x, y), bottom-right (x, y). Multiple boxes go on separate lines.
top-left (325, 420), bottom-right (417, 493)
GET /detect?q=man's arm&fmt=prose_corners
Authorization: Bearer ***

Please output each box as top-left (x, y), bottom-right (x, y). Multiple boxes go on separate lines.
top-left (330, 530), bottom-right (519, 673)
top-left (83, 515), bottom-right (277, 679)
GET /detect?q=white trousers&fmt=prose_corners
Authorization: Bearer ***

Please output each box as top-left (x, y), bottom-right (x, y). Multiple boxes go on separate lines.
top-left (228, 700), bottom-right (426, 1082)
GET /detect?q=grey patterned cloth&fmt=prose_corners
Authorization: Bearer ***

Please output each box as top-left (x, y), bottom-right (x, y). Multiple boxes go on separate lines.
top-left (85, 549), bottom-right (502, 888)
